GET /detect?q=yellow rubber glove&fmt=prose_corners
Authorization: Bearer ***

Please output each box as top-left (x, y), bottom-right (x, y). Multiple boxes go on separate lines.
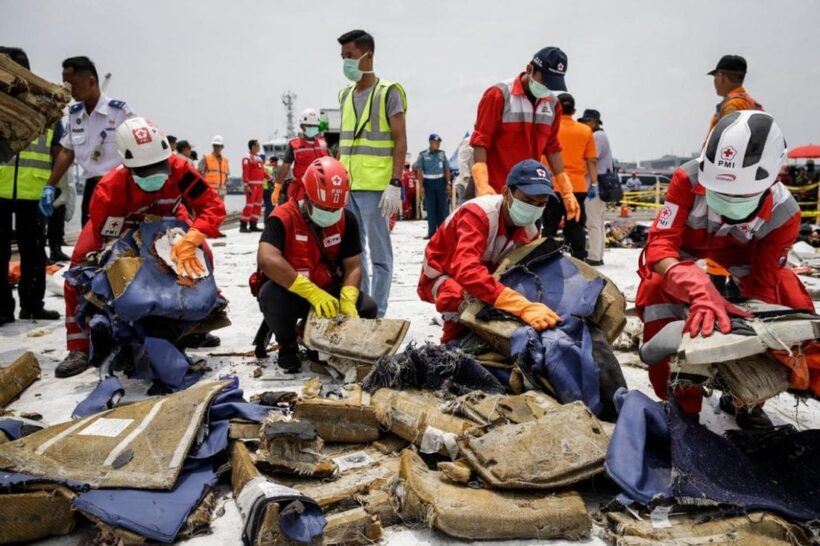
top-left (170, 228), bottom-right (207, 278)
top-left (339, 285), bottom-right (360, 318)
top-left (555, 172), bottom-right (581, 221)
top-left (288, 274), bottom-right (340, 318)
top-left (471, 162), bottom-right (495, 196)
top-left (271, 183), bottom-right (282, 206)
top-left (493, 287), bottom-right (560, 331)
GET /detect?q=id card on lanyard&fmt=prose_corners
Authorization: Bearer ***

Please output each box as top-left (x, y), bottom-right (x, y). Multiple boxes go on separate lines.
top-left (91, 129), bottom-right (108, 162)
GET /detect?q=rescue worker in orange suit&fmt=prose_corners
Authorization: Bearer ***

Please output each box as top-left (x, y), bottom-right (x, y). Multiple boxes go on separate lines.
top-left (257, 157), bottom-right (377, 373)
top-left (636, 111), bottom-right (812, 430)
top-left (272, 108), bottom-right (330, 206)
top-left (418, 159), bottom-right (561, 343)
top-left (57, 117), bottom-right (226, 378)
top-left (469, 46), bottom-right (580, 225)
top-left (705, 54), bottom-right (764, 296)
top-left (240, 139), bottom-right (266, 232)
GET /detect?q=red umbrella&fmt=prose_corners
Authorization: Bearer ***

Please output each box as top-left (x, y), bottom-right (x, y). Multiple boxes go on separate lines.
top-left (788, 144), bottom-right (820, 159)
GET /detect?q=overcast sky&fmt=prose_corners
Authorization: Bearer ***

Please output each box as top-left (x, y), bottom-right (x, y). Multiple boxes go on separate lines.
top-left (3, 0), bottom-right (819, 168)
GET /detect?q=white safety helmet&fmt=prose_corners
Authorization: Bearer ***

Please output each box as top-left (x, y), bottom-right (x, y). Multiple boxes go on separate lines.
top-left (699, 110), bottom-right (786, 196)
top-left (300, 108), bottom-right (320, 127)
top-left (211, 134), bottom-right (225, 146)
top-left (116, 117), bottom-right (171, 168)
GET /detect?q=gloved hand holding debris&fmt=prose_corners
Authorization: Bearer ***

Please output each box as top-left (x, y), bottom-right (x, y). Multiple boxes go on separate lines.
top-left (494, 287), bottom-right (561, 331)
top-left (288, 274), bottom-right (340, 318)
top-left (339, 285), bottom-right (360, 318)
top-left (170, 228), bottom-right (207, 278)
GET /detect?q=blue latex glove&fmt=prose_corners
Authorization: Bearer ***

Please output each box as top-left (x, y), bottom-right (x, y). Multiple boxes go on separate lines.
top-left (39, 185), bottom-right (56, 217)
top-left (587, 185), bottom-right (598, 200)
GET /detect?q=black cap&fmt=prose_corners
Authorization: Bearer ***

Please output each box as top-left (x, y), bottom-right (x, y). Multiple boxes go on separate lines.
top-left (531, 46), bottom-right (567, 91)
top-left (707, 55), bottom-right (747, 76)
top-left (176, 139), bottom-right (191, 150)
top-left (557, 92), bottom-right (574, 113)
top-left (428, 133), bottom-right (442, 142)
top-left (578, 108), bottom-right (602, 125)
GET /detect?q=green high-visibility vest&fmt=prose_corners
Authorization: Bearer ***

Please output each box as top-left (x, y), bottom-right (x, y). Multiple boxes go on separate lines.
top-left (338, 79), bottom-right (406, 191)
top-left (0, 128), bottom-right (53, 200)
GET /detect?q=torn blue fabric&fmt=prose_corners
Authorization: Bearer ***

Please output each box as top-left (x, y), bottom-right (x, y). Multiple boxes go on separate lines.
top-left (209, 388), bottom-right (275, 422)
top-left (112, 221), bottom-right (218, 323)
top-left (74, 461), bottom-right (218, 543)
top-left (604, 388), bottom-right (672, 506)
top-left (0, 419), bottom-right (23, 440)
top-left (187, 420), bottom-right (229, 461)
top-left (0, 471), bottom-right (87, 492)
top-left (669, 400), bottom-right (820, 521)
top-left (505, 254), bottom-right (605, 413)
top-left (143, 336), bottom-right (202, 391)
top-left (72, 376), bottom-right (125, 419)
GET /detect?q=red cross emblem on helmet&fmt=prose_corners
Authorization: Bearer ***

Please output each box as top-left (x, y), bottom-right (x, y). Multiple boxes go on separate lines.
top-left (721, 146), bottom-right (736, 161)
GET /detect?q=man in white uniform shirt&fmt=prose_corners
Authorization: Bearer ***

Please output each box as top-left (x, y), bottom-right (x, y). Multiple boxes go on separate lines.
top-left (39, 56), bottom-right (133, 227)
top-left (578, 109), bottom-right (612, 266)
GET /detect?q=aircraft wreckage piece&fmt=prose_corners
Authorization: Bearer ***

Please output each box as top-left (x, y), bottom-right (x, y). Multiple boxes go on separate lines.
top-left (303, 312), bottom-right (410, 367)
top-left (0, 351), bottom-right (40, 407)
top-left (292, 385), bottom-right (380, 443)
top-left (0, 381), bottom-right (229, 489)
top-left (396, 449), bottom-right (592, 541)
top-left (0, 484), bottom-right (76, 544)
top-left (457, 401), bottom-right (610, 489)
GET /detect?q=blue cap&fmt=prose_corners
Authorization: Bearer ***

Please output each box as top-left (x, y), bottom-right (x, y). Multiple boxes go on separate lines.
top-left (506, 159), bottom-right (556, 197)
top-left (531, 46), bottom-right (568, 91)
top-left (428, 133), bottom-right (442, 141)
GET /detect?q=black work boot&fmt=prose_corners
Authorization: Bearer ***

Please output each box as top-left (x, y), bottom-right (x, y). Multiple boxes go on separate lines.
top-left (50, 247), bottom-right (71, 262)
top-left (719, 394), bottom-right (774, 430)
top-left (276, 345), bottom-right (301, 374)
top-left (249, 223), bottom-right (261, 232)
top-left (56, 351), bottom-right (89, 378)
top-left (19, 307), bottom-right (60, 320)
top-left (239, 222), bottom-right (249, 233)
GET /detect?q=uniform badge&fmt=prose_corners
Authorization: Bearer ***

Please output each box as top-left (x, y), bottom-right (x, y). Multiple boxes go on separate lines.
top-left (656, 203), bottom-right (679, 230)
top-left (76, 118), bottom-right (82, 125)
top-left (323, 234), bottom-right (342, 248)
top-left (109, 116), bottom-right (116, 125)
top-left (100, 216), bottom-right (125, 237)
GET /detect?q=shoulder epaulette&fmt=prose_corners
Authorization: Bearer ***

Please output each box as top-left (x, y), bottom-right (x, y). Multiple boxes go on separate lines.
top-left (69, 103), bottom-right (83, 114)
top-left (108, 99), bottom-right (127, 110)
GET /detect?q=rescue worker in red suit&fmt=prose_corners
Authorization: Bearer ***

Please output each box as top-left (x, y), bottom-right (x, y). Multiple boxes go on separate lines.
top-left (418, 159), bottom-right (562, 343)
top-left (636, 111), bottom-right (812, 430)
top-left (57, 117), bottom-right (226, 378)
top-left (272, 108), bottom-right (329, 206)
top-left (257, 156), bottom-right (377, 372)
top-left (240, 139), bottom-right (267, 232)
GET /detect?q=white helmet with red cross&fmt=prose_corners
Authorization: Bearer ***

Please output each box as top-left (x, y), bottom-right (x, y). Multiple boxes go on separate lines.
top-left (116, 117), bottom-right (172, 168)
top-left (699, 110), bottom-right (786, 196)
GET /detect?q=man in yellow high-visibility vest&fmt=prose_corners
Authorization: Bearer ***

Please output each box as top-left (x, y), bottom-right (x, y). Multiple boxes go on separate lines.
top-left (0, 47), bottom-right (60, 325)
top-left (336, 29), bottom-right (407, 317)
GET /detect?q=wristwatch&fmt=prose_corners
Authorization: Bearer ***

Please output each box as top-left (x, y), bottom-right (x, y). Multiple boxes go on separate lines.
top-left (389, 178), bottom-right (402, 187)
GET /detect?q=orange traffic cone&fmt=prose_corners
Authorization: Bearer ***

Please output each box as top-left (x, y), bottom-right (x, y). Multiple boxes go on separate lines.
top-left (620, 203), bottom-right (630, 218)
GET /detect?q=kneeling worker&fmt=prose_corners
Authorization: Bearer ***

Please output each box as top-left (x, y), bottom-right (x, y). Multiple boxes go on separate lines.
top-left (418, 159), bottom-right (561, 343)
top-left (256, 157), bottom-right (377, 372)
top-left (636, 111), bottom-right (813, 429)
top-left (45, 117), bottom-right (227, 377)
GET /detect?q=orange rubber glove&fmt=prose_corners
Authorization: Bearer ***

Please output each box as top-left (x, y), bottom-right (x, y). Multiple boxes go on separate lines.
top-left (493, 287), bottom-right (560, 331)
top-left (555, 172), bottom-right (581, 221)
top-left (339, 285), bottom-right (360, 318)
top-left (170, 228), bottom-right (207, 278)
top-left (271, 183), bottom-right (282, 206)
top-left (471, 162), bottom-right (495, 196)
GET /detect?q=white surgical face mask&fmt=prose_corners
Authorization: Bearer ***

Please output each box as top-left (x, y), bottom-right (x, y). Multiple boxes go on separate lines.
top-left (304, 126), bottom-right (320, 139)
top-left (528, 77), bottom-right (554, 100)
top-left (508, 195), bottom-right (545, 226)
top-left (309, 203), bottom-right (343, 227)
top-left (705, 190), bottom-right (763, 221)
top-left (133, 173), bottom-right (168, 192)
top-left (343, 53), bottom-right (372, 82)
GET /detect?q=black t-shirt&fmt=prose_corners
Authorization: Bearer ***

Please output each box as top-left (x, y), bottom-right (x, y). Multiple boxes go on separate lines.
top-left (260, 208), bottom-right (362, 259)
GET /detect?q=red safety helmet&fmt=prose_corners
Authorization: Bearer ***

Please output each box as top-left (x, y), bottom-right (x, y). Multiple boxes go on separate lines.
top-left (303, 157), bottom-right (350, 209)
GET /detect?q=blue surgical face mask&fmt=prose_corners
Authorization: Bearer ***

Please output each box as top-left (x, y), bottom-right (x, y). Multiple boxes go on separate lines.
top-left (705, 190), bottom-right (763, 221)
top-left (343, 53), bottom-right (371, 82)
top-left (528, 77), bottom-right (553, 100)
top-left (304, 126), bottom-right (320, 139)
top-left (133, 173), bottom-right (168, 192)
top-left (308, 203), bottom-right (343, 227)
top-left (508, 195), bottom-right (545, 226)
